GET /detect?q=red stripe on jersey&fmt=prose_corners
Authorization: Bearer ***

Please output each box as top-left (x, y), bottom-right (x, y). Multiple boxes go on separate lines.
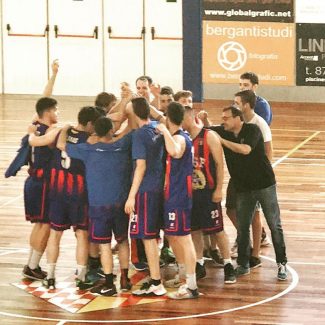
top-left (50, 168), bottom-right (56, 189)
top-left (164, 155), bottom-right (172, 200)
top-left (77, 175), bottom-right (84, 195)
top-left (203, 130), bottom-right (215, 189)
top-left (66, 173), bottom-right (73, 195)
top-left (187, 175), bottom-right (192, 198)
top-left (57, 170), bottom-right (65, 193)
top-left (36, 168), bottom-right (43, 178)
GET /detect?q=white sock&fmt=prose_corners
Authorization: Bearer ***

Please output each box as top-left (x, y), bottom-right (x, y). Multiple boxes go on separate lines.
top-left (224, 258), bottom-right (232, 266)
top-left (27, 247), bottom-right (33, 265)
top-left (76, 265), bottom-right (87, 281)
top-left (178, 263), bottom-right (186, 280)
top-left (197, 258), bottom-right (204, 266)
top-left (186, 273), bottom-right (197, 291)
top-left (29, 250), bottom-right (43, 270)
top-left (47, 263), bottom-right (56, 279)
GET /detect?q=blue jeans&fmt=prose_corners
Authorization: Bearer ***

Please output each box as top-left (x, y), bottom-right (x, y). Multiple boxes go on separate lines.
top-left (236, 184), bottom-right (287, 268)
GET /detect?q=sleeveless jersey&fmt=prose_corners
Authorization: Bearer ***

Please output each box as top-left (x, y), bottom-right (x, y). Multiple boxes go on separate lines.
top-left (164, 129), bottom-right (193, 209)
top-left (28, 122), bottom-right (53, 179)
top-left (192, 128), bottom-right (216, 191)
top-left (49, 128), bottom-right (89, 199)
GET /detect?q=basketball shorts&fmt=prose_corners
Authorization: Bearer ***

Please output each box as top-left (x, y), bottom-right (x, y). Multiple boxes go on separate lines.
top-left (24, 176), bottom-right (49, 224)
top-left (88, 205), bottom-right (129, 244)
top-left (163, 206), bottom-right (191, 236)
top-left (49, 196), bottom-right (89, 231)
top-left (129, 191), bottom-right (163, 240)
top-left (191, 189), bottom-right (224, 234)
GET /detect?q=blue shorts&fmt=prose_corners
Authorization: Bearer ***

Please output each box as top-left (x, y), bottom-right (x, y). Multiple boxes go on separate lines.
top-left (163, 207), bottom-right (191, 236)
top-left (89, 205), bottom-right (129, 244)
top-left (130, 191), bottom-right (163, 240)
top-left (191, 190), bottom-right (224, 234)
top-left (49, 197), bottom-right (89, 231)
top-left (24, 175), bottom-right (50, 224)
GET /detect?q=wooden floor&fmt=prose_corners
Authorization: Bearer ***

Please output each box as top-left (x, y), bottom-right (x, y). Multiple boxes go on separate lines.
top-left (0, 95), bottom-right (325, 324)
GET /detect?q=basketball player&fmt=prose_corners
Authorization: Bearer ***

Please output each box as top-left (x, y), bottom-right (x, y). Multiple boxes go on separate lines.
top-left (60, 116), bottom-right (133, 296)
top-left (157, 102), bottom-right (199, 299)
top-left (125, 97), bottom-right (167, 297)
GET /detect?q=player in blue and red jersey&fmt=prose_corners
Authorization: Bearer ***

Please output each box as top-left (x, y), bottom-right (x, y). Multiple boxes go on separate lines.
top-left (182, 106), bottom-right (236, 284)
top-left (156, 102), bottom-right (199, 299)
top-left (124, 97), bottom-right (166, 297)
top-left (23, 97), bottom-right (59, 281)
top-left (29, 106), bottom-right (104, 290)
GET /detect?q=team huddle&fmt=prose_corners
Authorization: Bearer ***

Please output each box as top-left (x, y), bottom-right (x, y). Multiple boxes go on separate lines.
top-left (10, 62), bottom-right (288, 300)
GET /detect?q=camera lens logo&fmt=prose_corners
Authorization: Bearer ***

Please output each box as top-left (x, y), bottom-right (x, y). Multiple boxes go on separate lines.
top-left (217, 41), bottom-right (247, 71)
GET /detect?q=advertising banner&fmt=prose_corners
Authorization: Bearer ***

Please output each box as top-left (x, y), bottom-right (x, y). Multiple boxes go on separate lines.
top-left (203, 0), bottom-right (294, 23)
top-left (296, 0), bottom-right (325, 24)
top-left (203, 21), bottom-right (295, 86)
top-left (296, 23), bottom-right (325, 86)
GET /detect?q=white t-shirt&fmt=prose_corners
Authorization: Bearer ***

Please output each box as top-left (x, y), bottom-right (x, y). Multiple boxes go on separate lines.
top-left (247, 113), bottom-right (272, 142)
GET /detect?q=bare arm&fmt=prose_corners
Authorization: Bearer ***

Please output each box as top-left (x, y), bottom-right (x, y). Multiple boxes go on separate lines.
top-left (156, 124), bottom-right (185, 159)
top-left (56, 124), bottom-right (71, 151)
top-left (207, 131), bottom-right (224, 203)
top-left (28, 126), bottom-right (61, 147)
top-left (150, 83), bottom-right (161, 109)
top-left (124, 159), bottom-right (146, 215)
top-left (197, 110), bottom-right (212, 127)
top-left (43, 59), bottom-right (59, 97)
top-left (149, 104), bottom-right (166, 124)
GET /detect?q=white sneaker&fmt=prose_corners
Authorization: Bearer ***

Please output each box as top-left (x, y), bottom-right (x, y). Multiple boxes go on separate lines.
top-left (168, 284), bottom-right (199, 300)
top-left (132, 282), bottom-right (167, 296)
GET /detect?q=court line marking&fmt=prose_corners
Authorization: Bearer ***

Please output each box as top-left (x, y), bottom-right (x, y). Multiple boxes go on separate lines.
top-left (272, 131), bottom-right (321, 168)
top-left (0, 255), bottom-right (298, 323)
top-left (0, 194), bottom-right (23, 208)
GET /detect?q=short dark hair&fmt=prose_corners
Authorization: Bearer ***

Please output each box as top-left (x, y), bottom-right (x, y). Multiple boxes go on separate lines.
top-left (94, 116), bottom-right (113, 137)
top-left (95, 92), bottom-right (117, 110)
top-left (174, 90), bottom-right (193, 102)
top-left (167, 102), bottom-right (185, 126)
top-left (235, 89), bottom-right (256, 109)
top-left (136, 75), bottom-right (153, 85)
top-left (160, 86), bottom-right (174, 96)
top-left (240, 72), bottom-right (259, 85)
top-left (35, 97), bottom-right (57, 117)
top-left (223, 106), bottom-right (244, 121)
top-left (131, 97), bottom-right (150, 120)
top-left (77, 106), bottom-right (103, 126)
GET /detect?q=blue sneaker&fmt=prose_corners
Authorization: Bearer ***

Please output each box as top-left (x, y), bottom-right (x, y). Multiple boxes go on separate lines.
top-left (235, 265), bottom-right (250, 277)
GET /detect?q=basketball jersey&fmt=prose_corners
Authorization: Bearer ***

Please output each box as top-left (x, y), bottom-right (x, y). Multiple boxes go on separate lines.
top-left (192, 128), bottom-right (216, 191)
top-left (164, 129), bottom-right (193, 209)
top-left (28, 122), bottom-right (53, 179)
top-left (49, 128), bottom-right (89, 199)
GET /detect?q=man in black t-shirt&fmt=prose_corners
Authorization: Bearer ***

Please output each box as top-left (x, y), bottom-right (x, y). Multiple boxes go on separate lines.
top-left (211, 106), bottom-right (288, 281)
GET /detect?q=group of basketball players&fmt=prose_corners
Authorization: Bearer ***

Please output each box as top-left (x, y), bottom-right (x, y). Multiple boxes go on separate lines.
top-left (14, 60), bottom-right (288, 300)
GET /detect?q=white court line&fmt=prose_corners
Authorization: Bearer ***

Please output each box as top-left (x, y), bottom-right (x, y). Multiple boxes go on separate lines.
top-left (0, 194), bottom-right (23, 208)
top-left (272, 128), bottom-right (323, 133)
top-left (272, 131), bottom-right (321, 168)
top-left (0, 255), bottom-right (299, 323)
top-left (288, 262), bottom-right (325, 266)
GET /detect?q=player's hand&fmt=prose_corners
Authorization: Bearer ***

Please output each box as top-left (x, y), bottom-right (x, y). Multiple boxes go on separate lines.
top-left (125, 197), bottom-right (135, 215)
top-left (212, 188), bottom-right (222, 203)
top-left (150, 83), bottom-right (161, 98)
top-left (27, 124), bottom-right (38, 135)
top-left (197, 110), bottom-right (208, 121)
top-left (51, 59), bottom-right (59, 74)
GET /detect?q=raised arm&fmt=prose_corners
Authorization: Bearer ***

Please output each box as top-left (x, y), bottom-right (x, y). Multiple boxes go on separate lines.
top-left (43, 59), bottom-right (59, 97)
top-left (156, 124), bottom-right (185, 159)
